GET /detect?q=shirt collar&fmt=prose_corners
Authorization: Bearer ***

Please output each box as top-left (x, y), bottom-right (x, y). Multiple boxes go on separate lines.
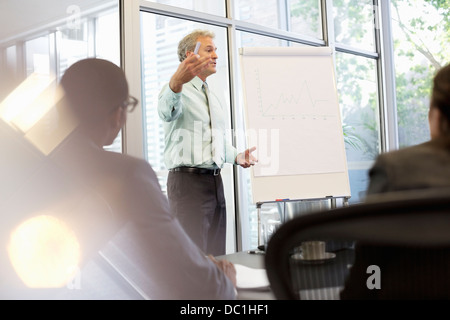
top-left (191, 76), bottom-right (206, 91)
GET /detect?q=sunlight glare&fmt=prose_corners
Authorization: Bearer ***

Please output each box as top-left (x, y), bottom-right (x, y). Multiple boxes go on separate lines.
top-left (8, 215), bottom-right (81, 288)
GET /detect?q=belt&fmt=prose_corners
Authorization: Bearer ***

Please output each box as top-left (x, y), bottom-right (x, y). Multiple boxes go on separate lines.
top-left (170, 166), bottom-right (221, 176)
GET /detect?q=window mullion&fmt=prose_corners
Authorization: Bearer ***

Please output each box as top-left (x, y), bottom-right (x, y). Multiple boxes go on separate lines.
top-left (376, 0), bottom-right (398, 152)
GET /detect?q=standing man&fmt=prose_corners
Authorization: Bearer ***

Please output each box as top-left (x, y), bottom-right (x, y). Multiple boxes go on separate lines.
top-left (158, 30), bottom-right (257, 256)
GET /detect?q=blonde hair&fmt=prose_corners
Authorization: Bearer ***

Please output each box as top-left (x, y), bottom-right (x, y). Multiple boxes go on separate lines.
top-left (177, 29), bottom-right (215, 62)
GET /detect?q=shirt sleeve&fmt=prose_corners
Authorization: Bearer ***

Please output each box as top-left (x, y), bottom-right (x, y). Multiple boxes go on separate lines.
top-left (157, 84), bottom-right (183, 122)
top-left (225, 143), bottom-right (239, 165)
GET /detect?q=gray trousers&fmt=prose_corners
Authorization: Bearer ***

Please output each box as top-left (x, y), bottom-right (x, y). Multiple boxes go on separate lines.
top-left (167, 171), bottom-right (226, 256)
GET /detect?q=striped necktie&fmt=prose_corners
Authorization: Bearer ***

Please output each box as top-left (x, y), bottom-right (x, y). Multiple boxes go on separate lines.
top-left (202, 82), bottom-right (224, 167)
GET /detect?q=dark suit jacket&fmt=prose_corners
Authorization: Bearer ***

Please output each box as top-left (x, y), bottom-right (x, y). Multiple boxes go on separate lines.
top-left (340, 137), bottom-right (450, 299)
top-left (1, 129), bottom-right (235, 300)
top-left (367, 137), bottom-right (450, 194)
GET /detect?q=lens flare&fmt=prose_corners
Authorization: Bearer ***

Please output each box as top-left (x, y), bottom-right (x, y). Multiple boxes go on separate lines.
top-left (8, 215), bottom-right (81, 288)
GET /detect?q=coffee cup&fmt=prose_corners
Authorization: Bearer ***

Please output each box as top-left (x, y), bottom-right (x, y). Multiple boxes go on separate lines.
top-left (301, 240), bottom-right (326, 260)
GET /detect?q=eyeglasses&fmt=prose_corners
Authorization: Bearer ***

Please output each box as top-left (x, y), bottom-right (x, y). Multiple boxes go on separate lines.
top-left (120, 96), bottom-right (139, 113)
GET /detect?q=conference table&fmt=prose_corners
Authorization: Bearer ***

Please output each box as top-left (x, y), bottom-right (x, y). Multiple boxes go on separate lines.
top-left (218, 246), bottom-right (355, 300)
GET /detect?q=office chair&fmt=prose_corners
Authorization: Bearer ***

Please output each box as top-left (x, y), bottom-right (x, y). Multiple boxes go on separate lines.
top-left (264, 188), bottom-right (450, 300)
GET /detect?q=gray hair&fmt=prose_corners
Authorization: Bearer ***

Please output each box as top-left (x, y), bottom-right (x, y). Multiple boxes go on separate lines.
top-left (177, 29), bottom-right (215, 62)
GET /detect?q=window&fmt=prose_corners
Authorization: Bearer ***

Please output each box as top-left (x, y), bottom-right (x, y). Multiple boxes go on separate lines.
top-left (288, 0), bottom-right (322, 39)
top-left (391, 0), bottom-right (450, 147)
top-left (235, 0), bottom-right (323, 40)
top-left (331, 0), bottom-right (380, 203)
top-left (142, 0), bottom-right (226, 16)
top-left (140, 13), bottom-right (232, 191)
top-left (0, 0), bottom-right (120, 153)
top-left (333, 0), bottom-right (376, 51)
top-left (235, 0), bottom-right (284, 30)
top-left (140, 13), bottom-right (237, 250)
top-left (335, 53), bottom-right (380, 202)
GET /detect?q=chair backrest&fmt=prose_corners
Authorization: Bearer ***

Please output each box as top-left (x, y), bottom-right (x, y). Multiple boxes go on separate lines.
top-left (264, 188), bottom-right (450, 300)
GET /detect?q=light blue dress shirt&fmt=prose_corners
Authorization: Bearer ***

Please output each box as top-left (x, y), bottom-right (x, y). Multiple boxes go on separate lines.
top-left (158, 76), bottom-right (238, 170)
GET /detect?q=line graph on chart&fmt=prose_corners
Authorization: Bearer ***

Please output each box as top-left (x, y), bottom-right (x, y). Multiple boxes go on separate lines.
top-left (254, 68), bottom-right (336, 120)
